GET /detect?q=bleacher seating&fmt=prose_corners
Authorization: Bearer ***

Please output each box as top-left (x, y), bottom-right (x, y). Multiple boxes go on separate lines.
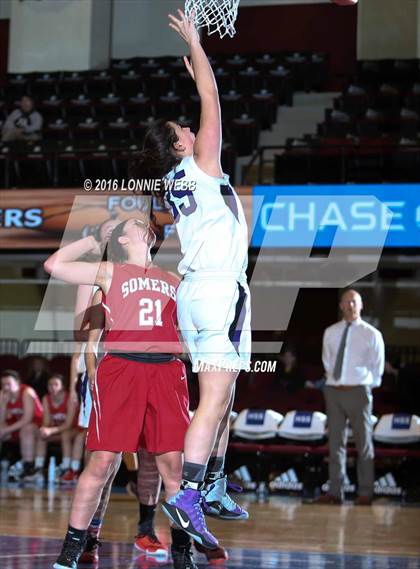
top-left (0, 51), bottom-right (333, 188)
top-left (272, 58), bottom-right (420, 185)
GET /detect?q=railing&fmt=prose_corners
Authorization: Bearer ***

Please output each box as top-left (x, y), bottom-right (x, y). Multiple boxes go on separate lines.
top-left (241, 142), bottom-right (420, 185)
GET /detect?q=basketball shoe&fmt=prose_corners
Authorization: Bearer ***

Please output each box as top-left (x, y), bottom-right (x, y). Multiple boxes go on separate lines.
top-left (22, 466), bottom-right (44, 484)
top-left (162, 487), bottom-right (219, 550)
top-left (171, 543), bottom-right (198, 569)
top-left (60, 469), bottom-right (79, 484)
top-left (194, 542), bottom-right (229, 566)
top-left (134, 532), bottom-right (168, 557)
top-left (202, 476), bottom-right (249, 520)
top-left (53, 533), bottom-right (86, 569)
top-left (8, 460), bottom-right (24, 482)
top-left (78, 536), bottom-right (100, 564)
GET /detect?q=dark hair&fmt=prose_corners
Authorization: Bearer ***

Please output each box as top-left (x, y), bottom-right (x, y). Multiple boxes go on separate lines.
top-left (107, 220), bottom-right (128, 263)
top-left (48, 373), bottom-right (65, 385)
top-left (130, 119), bottom-right (180, 185)
top-left (339, 288), bottom-right (362, 301)
top-left (0, 369), bottom-right (21, 382)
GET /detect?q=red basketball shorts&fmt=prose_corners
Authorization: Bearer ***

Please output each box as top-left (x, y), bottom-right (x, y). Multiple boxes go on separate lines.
top-left (86, 354), bottom-right (190, 454)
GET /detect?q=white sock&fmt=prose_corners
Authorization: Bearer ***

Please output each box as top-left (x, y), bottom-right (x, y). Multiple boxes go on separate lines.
top-left (61, 457), bottom-right (71, 470)
top-left (71, 459), bottom-right (81, 472)
top-left (35, 456), bottom-right (45, 469)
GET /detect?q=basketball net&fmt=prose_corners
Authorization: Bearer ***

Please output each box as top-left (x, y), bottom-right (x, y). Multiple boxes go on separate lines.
top-left (185, 0), bottom-right (240, 39)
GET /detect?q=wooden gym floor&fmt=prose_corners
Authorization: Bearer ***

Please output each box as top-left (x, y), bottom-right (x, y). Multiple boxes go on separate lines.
top-left (1, 485), bottom-right (420, 568)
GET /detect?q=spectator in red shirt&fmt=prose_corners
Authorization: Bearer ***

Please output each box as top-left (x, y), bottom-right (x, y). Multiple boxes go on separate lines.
top-left (0, 369), bottom-right (43, 480)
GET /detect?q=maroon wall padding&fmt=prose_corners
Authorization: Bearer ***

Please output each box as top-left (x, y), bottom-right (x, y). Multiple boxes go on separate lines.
top-left (0, 19), bottom-right (10, 85)
top-left (203, 3), bottom-right (357, 81)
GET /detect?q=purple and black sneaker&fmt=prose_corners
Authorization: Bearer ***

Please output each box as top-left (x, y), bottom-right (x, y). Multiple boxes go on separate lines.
top-left (202, 476), bottom-right (249, 521)
top-left (162, 488), bottom-right (219, 550)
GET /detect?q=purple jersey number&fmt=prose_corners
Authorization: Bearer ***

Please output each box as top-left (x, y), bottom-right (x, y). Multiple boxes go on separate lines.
top-left (166, 169), bottom-right (197, 221)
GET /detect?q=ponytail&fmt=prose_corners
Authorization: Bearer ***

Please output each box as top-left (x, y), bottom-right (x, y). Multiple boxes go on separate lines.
top-left (129, 119), bottom-right (180, 188)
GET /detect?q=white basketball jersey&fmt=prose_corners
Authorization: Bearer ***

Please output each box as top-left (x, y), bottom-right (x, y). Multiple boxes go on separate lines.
top-left (165, 156), bottom-right (248, 276)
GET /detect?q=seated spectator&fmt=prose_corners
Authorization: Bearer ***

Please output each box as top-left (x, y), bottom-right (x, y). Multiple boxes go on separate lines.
top-left (0, 369), bottom-right (43, 480)
top-left (1, 96), bottom-right (43, 142)
top-left (275, 346), bottom-right (306, 392)
top-left (26, 356), bottom-right (50, 399)
top-left (29, 374), bottom-right (81, 482)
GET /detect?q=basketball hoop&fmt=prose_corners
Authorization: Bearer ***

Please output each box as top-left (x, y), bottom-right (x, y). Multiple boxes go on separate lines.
top-left (185, 0), bottom-right (240, 39)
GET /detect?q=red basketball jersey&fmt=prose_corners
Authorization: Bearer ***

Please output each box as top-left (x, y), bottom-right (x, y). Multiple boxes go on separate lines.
top-left (103, 263), bottom-right (182, 354)
top-left (46, 392), bottom-right (70, 426)
top-left (5, 384), bottom-right (43, 426)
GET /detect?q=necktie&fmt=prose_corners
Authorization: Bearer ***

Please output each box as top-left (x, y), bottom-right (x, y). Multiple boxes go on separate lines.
top-left (333, 322), bottom-right (351, 380)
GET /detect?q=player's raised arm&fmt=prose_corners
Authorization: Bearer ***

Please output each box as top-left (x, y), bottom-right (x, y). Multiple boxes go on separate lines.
top-left (44, 236), bottom-right (113, 292)
top-left (169, 9), bottom-right (222, 177)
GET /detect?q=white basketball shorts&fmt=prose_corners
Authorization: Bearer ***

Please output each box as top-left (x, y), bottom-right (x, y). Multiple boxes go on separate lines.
top-left (177, 272), bottom-right (251, 372)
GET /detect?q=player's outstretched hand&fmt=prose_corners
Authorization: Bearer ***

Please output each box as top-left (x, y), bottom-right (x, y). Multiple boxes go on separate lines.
top-left (169, 9), bottom-right (200, 46)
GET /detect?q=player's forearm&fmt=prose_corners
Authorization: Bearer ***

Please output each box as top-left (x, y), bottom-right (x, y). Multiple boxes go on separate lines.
top-left (44, 236), bottom-right (97, 274)
top-left (85, 349), bottom-right (97, 380)
top-left (4, 416), bottom-right (31, 433)
top-left (189, 39), bottom-right (218, 99)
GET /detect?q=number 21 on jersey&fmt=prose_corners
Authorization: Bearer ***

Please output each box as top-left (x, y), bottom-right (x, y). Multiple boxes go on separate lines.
top-left (139, 298), bottom-right (163, 327)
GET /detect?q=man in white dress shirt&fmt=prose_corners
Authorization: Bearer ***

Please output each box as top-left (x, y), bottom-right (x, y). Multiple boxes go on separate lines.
top-left (320, 289), bottom-right (385, 505)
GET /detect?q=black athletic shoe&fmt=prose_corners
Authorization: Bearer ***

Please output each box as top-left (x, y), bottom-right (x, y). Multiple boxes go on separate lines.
top-left (171, 543), bottom-right (198, 569)
top-left (53, 535), bottom-right (86, 569)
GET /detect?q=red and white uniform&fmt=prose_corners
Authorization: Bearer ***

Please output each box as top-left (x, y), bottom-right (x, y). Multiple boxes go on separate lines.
top-left (87, 263), bottom-right (189, 454)
top-left (102, 263), bottom-right (182, 354)
top-left (5, 384), bottom-right (43, 440)
top-left (46, 392), bottom-right (78, 428)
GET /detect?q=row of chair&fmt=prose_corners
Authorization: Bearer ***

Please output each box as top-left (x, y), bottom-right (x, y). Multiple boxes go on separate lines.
top-left (0, 139), bottom-right (240, 188)
top-left (274, 141), bottom-right (420, 184)
top-left (3, 51), bottom-right (327, 97)
top-left (3, 69), bottom-right (295, 102)
top-left (232, 408), bottom-right (420, 445)
top-left (356, 59), bottom-right (420, 88)
top-left (334, 87), bottom-right (420, 119)
top-left (1, 90), bottom-right (278, 129)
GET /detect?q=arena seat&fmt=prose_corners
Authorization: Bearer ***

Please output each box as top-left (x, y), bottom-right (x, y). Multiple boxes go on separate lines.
top-left (156, 92), bottom-right (184, 118)
top-left (44, 118), bottom-right (71, 142)
top-left (66, 94), bottom-right (94, 121)
top-left (249, 90), bottom-right (277, 130)
top-left (114, 69), bottom-right (143, 98)
top-left (94, 93), bottom-right (124, 120)
top-left (58, 71), bottom-right (86, 98)
top-left (278, 410), bottom-right (327, 441)
top-left (39, 95), bottom-right (65, 122)
top-left (85, 70), bottom-right (114, 98)
top-left (236, 68), bottom-right (264, 96)
top-left (229, 115), bottom-right (260, 156)
top-left (102, 117), bottom-right (132, 143)
top-left (124, 94), bottom-right (154, 121)
top-left (374, 413), bottom-right (420, 444)
top-left (232, 409), bottom-right (284, 440)
top-left (144, 70), bottom-right (173, 98)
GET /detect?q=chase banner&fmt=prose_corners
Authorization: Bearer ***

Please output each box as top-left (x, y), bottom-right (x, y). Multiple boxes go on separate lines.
top-left (252, 184), bottom-right (420, 248)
